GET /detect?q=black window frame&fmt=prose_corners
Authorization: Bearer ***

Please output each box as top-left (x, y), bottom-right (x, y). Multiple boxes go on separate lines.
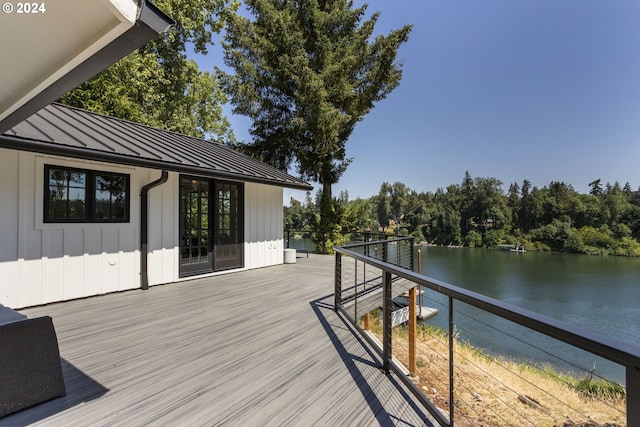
top-left (44, 164), bottom-right (131, 223)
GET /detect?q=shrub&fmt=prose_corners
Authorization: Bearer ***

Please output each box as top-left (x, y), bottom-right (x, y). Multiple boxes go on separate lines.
top-left (563, 230), bottom-right (583, 253)
top-left (484, 229), bottom-right (502, 248)
top-left (464, 230), bottom-right (482, 248)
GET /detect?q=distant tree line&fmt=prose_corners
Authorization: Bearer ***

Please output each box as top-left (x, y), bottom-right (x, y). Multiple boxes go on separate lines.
top-left (284, 172), bottom-right (640, 256)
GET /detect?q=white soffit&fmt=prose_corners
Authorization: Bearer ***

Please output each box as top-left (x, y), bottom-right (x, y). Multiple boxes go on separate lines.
top-left (0, 0), bottom-right (139, 122)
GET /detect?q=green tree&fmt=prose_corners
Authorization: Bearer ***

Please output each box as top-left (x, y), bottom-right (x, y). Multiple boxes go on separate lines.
top-left (519, 179), bottom-right (532, 230)
top-left (376, 182), bottom-right (392, 229)
top-left (603, 182), bottom-right (630, 227)
top-left (484, 229), bottom-right (503, 249)
top-left (465, 230), bottom-right (483, 248)
top-left (589, 179), bottom-right (603, 196)
top-left (507, 182), bottom-right (520, 230)
top-left (389, 182), bottom-right (410, 226)
top-left (460, 171), bottom-right (476, 233)
top-left (284, 197), bottom-right (305, 230)
top-left (580, 194), bottom-right (605, 228)
top-left (342, 197), bottom-right (375, 232)
top-left (430, 185), bottom-right (462, 245)
top-left (529, 186), bottom-right (546, 229)
top-left (60, 0), bottom-right (237, 140)
top-left (543, 181), bottom-right (576, 225)
top-left (219, 0), bottom-right (411, 252)
top-left (474, 177), bottom-right (507, 233)
top-left (405, 190), bottom-right (430, 240)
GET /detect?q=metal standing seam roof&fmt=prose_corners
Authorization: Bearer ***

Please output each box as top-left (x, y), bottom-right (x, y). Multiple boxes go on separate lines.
top-left (0, 103), bottom-right (312, 191)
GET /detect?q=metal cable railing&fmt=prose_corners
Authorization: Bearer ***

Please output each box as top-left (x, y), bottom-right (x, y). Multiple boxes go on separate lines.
top-left (334, 237), bottom-right (640, 427)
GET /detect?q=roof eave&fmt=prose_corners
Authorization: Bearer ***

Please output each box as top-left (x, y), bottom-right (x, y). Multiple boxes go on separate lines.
top-left (0, 134), bottom-right (314, 191)
top-left (0, 1), bottom-right (173, 134)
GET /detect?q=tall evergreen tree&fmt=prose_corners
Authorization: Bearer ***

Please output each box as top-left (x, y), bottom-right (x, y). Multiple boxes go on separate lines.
top-left (60, 0), bottom-right (237, 141)
top-left (218, 0), bottom-right (412, 249)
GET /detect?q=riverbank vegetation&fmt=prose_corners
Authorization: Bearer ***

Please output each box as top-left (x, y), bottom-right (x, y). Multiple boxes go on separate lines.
top-left (284, 172), bottom-right (640, 256)
top-left (364, 317), bottom-right (626, 426)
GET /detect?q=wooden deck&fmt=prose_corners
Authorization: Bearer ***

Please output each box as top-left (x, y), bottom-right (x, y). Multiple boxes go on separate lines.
top-left (5, 254), bottom-right (437, 426)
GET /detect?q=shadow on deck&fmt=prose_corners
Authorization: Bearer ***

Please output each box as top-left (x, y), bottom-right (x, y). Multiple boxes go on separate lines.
top-left (4, 254), bottom-right (436, 426)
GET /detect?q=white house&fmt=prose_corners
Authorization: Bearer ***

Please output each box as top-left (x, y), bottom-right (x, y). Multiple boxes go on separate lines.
top-left (0, 0), bottom-right (312, 310)
top-left (0, 103), bottom-right (312, 309)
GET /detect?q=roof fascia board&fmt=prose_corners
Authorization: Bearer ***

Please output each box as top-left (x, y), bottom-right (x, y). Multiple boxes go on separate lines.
top-left (0, 1), bottom-right (173, 134)
top-left (0, 135), bottom-right (313, 191)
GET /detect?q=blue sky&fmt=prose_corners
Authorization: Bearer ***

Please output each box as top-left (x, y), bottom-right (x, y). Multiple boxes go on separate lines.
top-left (193, 0), bottom-right (640, 202)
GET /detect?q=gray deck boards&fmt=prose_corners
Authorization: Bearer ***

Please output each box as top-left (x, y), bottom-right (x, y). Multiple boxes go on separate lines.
top-left (4, 254), bottom-right (436, 427)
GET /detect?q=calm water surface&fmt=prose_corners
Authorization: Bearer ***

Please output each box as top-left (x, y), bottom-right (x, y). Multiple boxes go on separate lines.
top-left (416, 246), bottom-right (640, 383)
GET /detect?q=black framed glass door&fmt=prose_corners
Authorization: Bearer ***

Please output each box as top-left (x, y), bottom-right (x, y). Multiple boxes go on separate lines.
top-left (180, 177), bottom-right (213, 276)
top-left (179, 176), bottom-right (244, 277)
top-left (214, 181), bottom-right (244, 270)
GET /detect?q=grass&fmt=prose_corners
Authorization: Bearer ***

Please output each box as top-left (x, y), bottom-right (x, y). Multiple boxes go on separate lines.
top-left (363, 316), bottom-right (626, 427)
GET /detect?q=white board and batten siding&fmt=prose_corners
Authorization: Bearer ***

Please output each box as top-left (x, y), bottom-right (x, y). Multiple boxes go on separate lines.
top-left (244, 183), bottom-right (284, 268)
top-left (0, 148), bottom-right (287, 309)
top-left (0, 150), bottom-right (144, 308)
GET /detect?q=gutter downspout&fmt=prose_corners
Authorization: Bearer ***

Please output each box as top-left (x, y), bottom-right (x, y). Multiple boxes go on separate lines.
top-left (140, 170), bottom-right (169, 290)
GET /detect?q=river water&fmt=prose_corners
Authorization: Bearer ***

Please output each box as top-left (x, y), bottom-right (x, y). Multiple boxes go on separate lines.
top-left (415, 246), bottom-right (640, 384)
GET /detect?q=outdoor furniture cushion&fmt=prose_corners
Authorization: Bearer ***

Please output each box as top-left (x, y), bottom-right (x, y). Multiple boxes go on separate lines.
top-left (0, 316), bottom-right (66, 417)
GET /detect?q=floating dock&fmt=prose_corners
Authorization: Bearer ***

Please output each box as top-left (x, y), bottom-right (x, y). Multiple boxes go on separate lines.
top-left (417, 306), bottom-right (438, 320)
top-left (391, 303), bottom-right (439, 327)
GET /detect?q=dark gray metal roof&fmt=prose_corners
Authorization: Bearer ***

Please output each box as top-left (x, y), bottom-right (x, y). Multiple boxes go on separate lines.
top-left (0, 103), bottom-right (312, 191)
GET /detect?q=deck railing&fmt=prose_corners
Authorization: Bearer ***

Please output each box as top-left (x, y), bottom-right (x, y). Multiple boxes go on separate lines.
top-left (284, 229), bottom-right (401, 253)
top-left (334, 237), bottom-right (640, 427)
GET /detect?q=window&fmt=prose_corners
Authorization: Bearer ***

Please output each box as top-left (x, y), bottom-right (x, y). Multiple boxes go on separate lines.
top-left (45, 165), bottom-right (130, 223)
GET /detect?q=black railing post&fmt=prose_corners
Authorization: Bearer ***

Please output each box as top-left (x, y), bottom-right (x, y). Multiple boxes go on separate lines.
top-left (410, 238), bottom-right (415, 271)
top-left (335, 252), bottom-right (342, 310)
top-left (383, 270), bottom-right (393, 374)
top-left (382, 241), bottom-right (388, 263)
top-left (628, 366), bottom-right (640, 427)
top-left (354, 259), bottom-right (358, 320)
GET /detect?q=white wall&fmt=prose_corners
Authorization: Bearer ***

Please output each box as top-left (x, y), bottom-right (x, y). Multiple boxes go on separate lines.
top-left (145, 171), bottom-right (178, 287)
top-left (0, 150), bottom-right (146, 308)
top-left (245, 182), bottom-right (284, 268)
top-left (0, 148), bottom-right (286, 308)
